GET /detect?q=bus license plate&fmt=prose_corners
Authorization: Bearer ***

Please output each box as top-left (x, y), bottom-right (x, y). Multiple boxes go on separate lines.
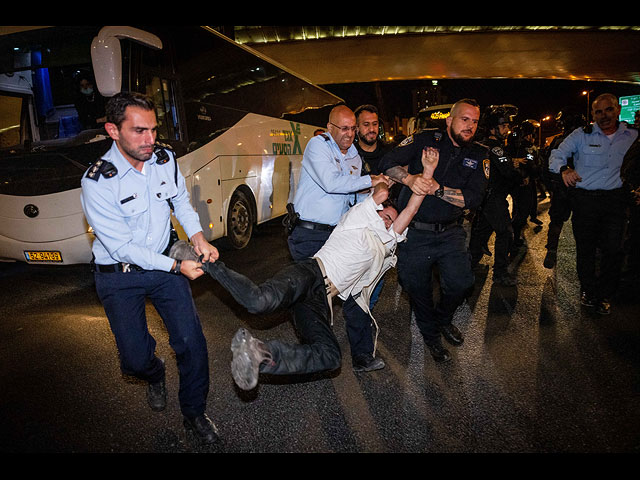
top-left (24, 251), bottom-right (63, 262)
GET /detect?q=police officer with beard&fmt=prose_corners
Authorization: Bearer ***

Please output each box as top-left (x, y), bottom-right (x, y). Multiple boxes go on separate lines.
top-left (469, 106), bottom-right (523, 286)
top-left (380, 99), bottom-right (489, 363)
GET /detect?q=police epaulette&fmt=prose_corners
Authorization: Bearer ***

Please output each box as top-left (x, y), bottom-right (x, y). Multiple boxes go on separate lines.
top-left (154, 142), bottom-right (173, 164)
top-left (583, 124), bottom-right (593, 134)
top-left (86, 159), bottom-right (117, 181)
top-left (320, 133), bottom-right (330, 141)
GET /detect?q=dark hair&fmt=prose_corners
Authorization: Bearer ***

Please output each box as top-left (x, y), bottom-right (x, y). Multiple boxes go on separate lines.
top-left (106, 92), bottom-right (156, 127)
top-left (381, 197), bottom-right (397, 211)
top-left (354, 104), bottom-right (379, 120)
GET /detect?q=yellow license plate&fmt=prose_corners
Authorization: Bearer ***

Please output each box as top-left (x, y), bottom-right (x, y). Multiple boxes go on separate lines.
top-left (24, 250), bottom-right (63, 262)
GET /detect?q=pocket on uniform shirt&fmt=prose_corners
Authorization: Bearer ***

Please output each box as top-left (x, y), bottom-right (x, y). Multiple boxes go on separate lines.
top-left (153, 181), bottom-right (178, 203)
top-left (118, 193), bottom-right (148, 230)
top-left (581, 145), bottom-right (606, 168)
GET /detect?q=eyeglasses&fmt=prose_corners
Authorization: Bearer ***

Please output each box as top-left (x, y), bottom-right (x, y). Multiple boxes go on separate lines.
top-left (329, 122), bottom-right (357, 133)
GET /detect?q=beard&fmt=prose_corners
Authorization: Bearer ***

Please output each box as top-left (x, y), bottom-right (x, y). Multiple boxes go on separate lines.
top-left (357, 132), bottom-right (377, 147)
top-left (450, 129), bottom-right (475, 147)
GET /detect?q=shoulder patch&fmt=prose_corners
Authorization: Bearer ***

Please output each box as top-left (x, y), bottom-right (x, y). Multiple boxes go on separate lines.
top-left (86, 159), bottom-right (117, 181)
top-left (154, 144), bottom-right (172, 164)
top-left (398, 135), bottom-right (414, 147)
top-left (491, 146), bottom-right (504, 157)
top-left (483, 158), bottom-right (490, 179)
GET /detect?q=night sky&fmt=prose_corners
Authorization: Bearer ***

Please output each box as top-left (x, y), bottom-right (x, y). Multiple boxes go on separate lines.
top-left (324, 78), bottom-right (640, 137)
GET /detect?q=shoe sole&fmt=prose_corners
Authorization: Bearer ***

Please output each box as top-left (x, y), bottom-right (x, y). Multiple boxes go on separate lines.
top-left (230, 329), bottom-right (260, 390)
top-left (169, 240), bottom-right (200, 262)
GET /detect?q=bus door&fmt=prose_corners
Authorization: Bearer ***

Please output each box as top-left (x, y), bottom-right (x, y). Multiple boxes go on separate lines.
top-left (191, 156), bottom-right (225, 242)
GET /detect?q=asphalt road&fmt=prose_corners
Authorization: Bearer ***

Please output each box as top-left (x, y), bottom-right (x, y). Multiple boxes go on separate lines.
top-left (1, 197), bottom-right (639, 454)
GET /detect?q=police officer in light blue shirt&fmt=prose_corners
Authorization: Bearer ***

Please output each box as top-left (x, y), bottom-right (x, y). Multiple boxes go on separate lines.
top-left (549, 93), bottom-right (638, 314)
top-left (287, 105), bottom-right (390, 374)
top-left (80, 92), bottom-right (220, 444)
top-left (288, 105), bottom-right (389, 260)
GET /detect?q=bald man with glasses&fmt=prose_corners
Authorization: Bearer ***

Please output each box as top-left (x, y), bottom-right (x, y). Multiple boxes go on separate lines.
top-left (287, 105), bottom-right (389, 261)
top-left (286, 105), bottom-right (391, 372)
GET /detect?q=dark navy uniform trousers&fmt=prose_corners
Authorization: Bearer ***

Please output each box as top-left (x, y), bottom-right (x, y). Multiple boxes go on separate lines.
top-left (94, 269), bottom-right (209, 419)
top-left (397, 224), bottom-right (474, 345)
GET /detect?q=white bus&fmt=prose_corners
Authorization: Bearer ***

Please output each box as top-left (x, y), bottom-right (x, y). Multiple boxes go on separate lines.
top-left (0, 26), bottom-right (342, 264)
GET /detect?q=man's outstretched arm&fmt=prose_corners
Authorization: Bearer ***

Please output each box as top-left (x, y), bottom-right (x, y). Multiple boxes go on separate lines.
top-left (392, 147), bottom-right (438, 234)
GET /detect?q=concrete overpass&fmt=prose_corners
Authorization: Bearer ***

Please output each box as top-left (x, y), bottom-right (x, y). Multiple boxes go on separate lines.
top-left (229, 26), bottom-right (640, 86)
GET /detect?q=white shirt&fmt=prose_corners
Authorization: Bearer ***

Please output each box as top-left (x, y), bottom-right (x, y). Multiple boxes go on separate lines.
top-left (314, 195), bottom-right (406, 302)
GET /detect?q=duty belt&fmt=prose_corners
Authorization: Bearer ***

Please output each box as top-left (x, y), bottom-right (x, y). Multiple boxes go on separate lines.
top-left (297, 219), bottom-right (335, 232)
top-left (410, 217), bottom-right (463, 232)
top-left (91, 261), bottom-right (144, 273)
top-left (573, 187), bottom-right (624, 197)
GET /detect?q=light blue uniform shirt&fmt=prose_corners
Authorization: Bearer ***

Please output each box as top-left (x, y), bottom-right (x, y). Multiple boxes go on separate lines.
top-left (549, 122), bottom-right (638, 190)
top-left (81, 142), bottom-right (203, 271)
top-left (293, 132), bottom-right (372, 225)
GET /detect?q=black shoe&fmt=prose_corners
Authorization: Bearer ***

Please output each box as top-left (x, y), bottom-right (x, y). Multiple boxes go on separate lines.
top-left (183, 414), bottom-right (220, 445)
top-left (147, 378), bottom-right (166, 412)
top-left (425, 340), bottom-right (451, 363)
top-left (439, 324), bottom-right (464, 346)
top-left (580, 291), bottom-right (596, 307)
top-left (543, 250), bottom-right (557, 269)
top-left (596, 298), bottom-right (611, 315)
top-left (352, 354), bottom-right (385, 373)
top-left (147, 359), bottom-right (167, 412)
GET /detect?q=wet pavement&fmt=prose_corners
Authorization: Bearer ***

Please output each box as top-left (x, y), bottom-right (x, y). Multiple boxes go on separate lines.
top-left (1, 196), bottom-right (639, 454)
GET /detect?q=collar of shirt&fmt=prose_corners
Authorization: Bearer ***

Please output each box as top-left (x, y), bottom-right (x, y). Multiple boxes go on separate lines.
top-left (104, 142), bottom-right (158, 179)
top-left (325, 131), bottom-right (359, 161)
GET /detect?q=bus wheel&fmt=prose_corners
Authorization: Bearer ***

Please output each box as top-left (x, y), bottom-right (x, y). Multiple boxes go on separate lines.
top-left (227, 190), bottom-right (254, 249)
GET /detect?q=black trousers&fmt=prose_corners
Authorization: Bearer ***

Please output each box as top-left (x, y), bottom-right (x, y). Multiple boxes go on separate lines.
top-left (469, 193), bottom-right (514, 275)
top-left (203, 259), bottom-right (341, 375)
top-left (569, 188), bottom-right (627, 299)
top-left (511, 183), bottom-right (534, 244)
top-left (546, 180), bottom-right (572, 251)
top-left (397, 225), bottom-right (474, 344)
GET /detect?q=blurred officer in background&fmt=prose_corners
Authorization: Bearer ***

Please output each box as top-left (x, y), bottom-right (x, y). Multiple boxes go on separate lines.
top-left (470, 106), bottom-right (523, 286)
top-left (541, 107), bottom-right (586, 269)
top-left (506, 120), bottom-right (540, 257)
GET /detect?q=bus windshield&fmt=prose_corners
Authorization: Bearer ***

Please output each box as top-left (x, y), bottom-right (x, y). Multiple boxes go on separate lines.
top-left (0, 26), bottom-right (107, 150)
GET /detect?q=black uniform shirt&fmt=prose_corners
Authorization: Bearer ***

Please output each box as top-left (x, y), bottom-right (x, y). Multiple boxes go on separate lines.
top-left (478, 137), bottom-right (522, 195)
top-left (355, 141), bottom-right (390, 175)
top-left (380, 129), bottom-right (489, 224)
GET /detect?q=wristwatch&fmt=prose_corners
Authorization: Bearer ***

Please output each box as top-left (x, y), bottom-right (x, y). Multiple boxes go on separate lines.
top-left (434, 186), bottom-right (444, 198)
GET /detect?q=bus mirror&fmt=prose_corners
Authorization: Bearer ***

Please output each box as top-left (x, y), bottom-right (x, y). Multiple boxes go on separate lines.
top-left (91, 26), bottom-right (163, 97)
